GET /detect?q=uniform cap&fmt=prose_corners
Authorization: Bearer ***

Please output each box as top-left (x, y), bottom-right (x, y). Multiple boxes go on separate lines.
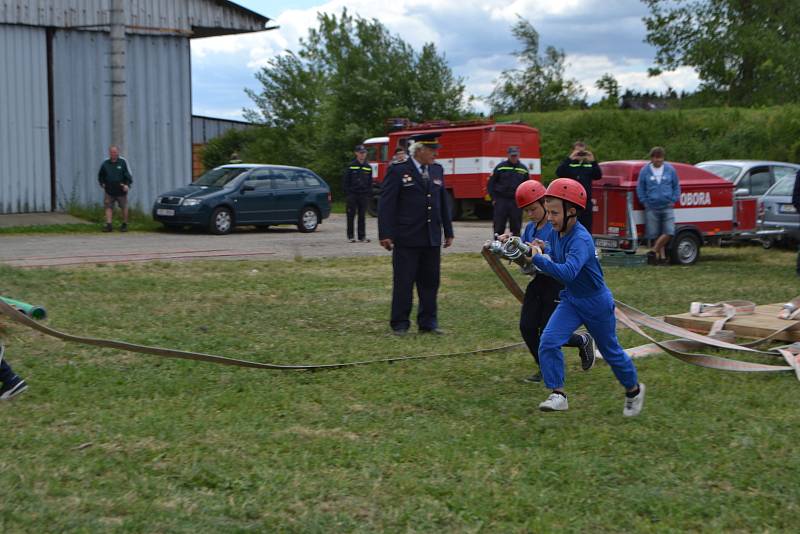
top-left (515, 180), bottom-right (547, 208)
top-left (507, 146), bottom-right (521, 156)
top-left (408, 132), bottom-right (442, 149)
top-left (354, 144), bottom-right (367, 152)
top-left (545, 178), bottom-right (587, 209)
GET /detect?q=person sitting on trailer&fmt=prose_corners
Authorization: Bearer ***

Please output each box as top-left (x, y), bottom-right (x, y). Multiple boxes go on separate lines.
top-left (635, 146), bottom-right (681, 265)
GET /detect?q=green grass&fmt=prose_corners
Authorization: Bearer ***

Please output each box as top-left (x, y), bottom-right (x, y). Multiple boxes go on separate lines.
top-left (0, 204), bottom-right (162, 235)
top-left (1, 246), bottom-right (799, 531)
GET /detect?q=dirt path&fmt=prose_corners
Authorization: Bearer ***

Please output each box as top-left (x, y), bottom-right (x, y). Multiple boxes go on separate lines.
top-left (0, 214), bottom-right (495, 267)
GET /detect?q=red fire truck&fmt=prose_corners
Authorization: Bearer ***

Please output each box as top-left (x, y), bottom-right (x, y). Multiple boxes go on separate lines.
top-left (363, 119), bottom-right (541, 219)
top-left (591, 161), bottom-right (780, 265)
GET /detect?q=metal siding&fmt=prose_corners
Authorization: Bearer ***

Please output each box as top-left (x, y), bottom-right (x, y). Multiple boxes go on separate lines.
top-left (191, 115), bottom-right (251, 144)
top-left (0, 1), bottom-right (267, 35)
top-left (0, 24), bottom-right (50, 213)
top-left (53, 31), bottom-right (190, 211)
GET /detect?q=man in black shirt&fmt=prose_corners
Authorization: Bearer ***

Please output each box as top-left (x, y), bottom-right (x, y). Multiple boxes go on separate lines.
top-left (488, 146), bottom-right (529, 236)
top-left (555, 141), bottom-right (602, 233)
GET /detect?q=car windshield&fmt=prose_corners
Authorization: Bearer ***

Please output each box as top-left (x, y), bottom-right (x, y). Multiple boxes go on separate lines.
top-left (696, 164), bottom-right (741, 182)
top-left (768, 176), bottom-right (795, 196)
top-left (192, 167), bottom-right (248, 187)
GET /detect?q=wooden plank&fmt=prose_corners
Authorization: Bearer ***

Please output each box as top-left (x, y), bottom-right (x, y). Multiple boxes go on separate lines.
top-left (664, 303), bottom-right (800, 342)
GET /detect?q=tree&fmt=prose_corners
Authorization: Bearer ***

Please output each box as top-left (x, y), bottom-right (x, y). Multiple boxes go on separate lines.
top-left (595, 73), bottom-right (621, 108)
top-left (488, 17), bottom-right (586, 114)
top-left (642, 0), bottom-right (800, 106)
top-left (244, 9), bottom-right (469, 186)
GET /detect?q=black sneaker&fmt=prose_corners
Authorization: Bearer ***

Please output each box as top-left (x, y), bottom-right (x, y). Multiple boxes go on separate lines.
top-left (523, 371), bottom-right (542, 383)
top-left (578, 333), bottom-right (596, 371)
top-left (120, 223), bottom-right (128, 232)
top-left (103, 223), bottom-right (113, 232)
top-left (0, 376), bottom-right (28, 401)
top-left (349, 238), bottom-right (356, 243)
top-left (645, 251), bottom-right (657, 265)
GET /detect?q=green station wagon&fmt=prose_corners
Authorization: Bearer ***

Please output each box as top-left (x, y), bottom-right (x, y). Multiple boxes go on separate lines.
top-left (152, 164), bottom-right (332, 234)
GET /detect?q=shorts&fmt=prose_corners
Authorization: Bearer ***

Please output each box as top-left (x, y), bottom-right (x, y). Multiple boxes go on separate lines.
top-left (104, 193), bottom-right (128, 209)
top-left (645, 207), bottom-right (675, 239)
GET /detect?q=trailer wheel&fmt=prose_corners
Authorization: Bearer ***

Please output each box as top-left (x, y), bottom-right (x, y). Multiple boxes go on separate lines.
top-left (669, 231), bottom-right (701, 265)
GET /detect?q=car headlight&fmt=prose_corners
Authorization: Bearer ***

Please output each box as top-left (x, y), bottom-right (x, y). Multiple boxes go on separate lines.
top-left (182, 198), bottom-right (202, 206)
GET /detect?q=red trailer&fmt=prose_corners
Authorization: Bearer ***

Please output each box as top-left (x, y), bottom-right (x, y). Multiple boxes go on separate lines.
top-left (363, 119), bottom-right (541, 219)
top-left (591, 161), bottom-right (777, 265)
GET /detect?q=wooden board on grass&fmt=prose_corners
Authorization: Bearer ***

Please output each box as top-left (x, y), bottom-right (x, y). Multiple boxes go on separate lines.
top-left (664, 303), bottom-right (800, 342)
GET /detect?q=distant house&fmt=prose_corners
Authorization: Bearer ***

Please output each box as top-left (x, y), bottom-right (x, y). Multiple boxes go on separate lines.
top-left (0, 1), bottom-right (273, 214)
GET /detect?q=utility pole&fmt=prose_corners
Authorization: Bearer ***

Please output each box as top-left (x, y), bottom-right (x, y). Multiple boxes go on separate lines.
top-left (109, 0), bottom-right (126, 152)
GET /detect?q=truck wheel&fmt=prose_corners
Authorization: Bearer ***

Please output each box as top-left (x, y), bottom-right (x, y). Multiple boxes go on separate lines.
top-left (446, 190), bottom-right (462, 220)
top-left (368, 196), bottom-right (378, 217)
top-left (669, 231), bottom-right (701, 265)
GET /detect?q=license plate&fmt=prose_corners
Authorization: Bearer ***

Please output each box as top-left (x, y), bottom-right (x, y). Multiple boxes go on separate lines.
top-left (156, 208), bottom-right (175, 216)
top-left (779, 204), bottom-right (797, 214)
top-left (594, 238), bottom-right (618, 249)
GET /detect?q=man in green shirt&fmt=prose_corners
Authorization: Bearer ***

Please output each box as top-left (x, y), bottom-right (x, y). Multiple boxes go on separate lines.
top-left (98, 145), bottom-right (133, 232)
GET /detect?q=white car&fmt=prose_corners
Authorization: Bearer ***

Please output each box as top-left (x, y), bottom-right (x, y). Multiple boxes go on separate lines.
top-left (695, 160), bottom-right (800, 197)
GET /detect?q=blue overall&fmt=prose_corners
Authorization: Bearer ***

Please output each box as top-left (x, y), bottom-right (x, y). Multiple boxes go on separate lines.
top-left (532, 222), bottom-right (639, 390)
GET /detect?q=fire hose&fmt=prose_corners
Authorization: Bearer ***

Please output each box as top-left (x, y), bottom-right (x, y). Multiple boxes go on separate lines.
top-left (481, 244), bottom-right (800, 381)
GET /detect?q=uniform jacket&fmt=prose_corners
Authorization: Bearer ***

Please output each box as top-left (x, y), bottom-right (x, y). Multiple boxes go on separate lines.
top-left (487, 160), bottom-right (529, 200)
top-left (793, 168), bottom-right (800, 213)
top-left (98, 157), bottom-right (133, 196)
top-left (636, 162), bottom-right (681, 210)
top-left (555, 158), bottom-right (602, 199)
top-left (343, 158), bottom-right (373, 196)
top-left (378, 158), bottom-right (454, 247)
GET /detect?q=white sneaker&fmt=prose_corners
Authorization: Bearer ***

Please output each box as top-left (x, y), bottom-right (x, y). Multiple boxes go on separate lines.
top-left (539, 392), bottom-right (568, 412)
top-left (623, 383), bottom-right (646, 417)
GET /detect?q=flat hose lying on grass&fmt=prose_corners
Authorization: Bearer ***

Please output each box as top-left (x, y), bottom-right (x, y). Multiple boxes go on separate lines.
top-left (0, 298), bottom-right (523, 371)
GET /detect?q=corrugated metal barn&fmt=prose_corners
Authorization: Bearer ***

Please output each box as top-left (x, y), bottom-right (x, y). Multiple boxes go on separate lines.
top-left (0, 1), bottom-right (270, 214)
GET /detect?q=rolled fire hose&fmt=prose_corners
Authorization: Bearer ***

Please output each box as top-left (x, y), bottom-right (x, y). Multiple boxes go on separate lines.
top-left (0, 297), bottom-right (47, 320)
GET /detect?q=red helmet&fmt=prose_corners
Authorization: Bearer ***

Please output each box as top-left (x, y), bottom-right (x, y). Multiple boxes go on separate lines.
top-left (545, 178), bottom-right (587, 209)
top-left (515, 180), bottom-right (547, 208)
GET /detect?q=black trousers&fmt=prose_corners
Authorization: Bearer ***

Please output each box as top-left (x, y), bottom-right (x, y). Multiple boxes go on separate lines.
top-left (519, 275), bottom-right (582, 366)
top-left (391, 246), bottom-right (441, 331)
top-left (346, 193), bottom-right (370, 240)
top-left (578, 201), bottom-right (593, 234)
top-left (493, 197), bottom-right (522, 236)
top-left (796, 244), bottom-right (800, 275)
top-left (0, 348), bottom-right (16, 385)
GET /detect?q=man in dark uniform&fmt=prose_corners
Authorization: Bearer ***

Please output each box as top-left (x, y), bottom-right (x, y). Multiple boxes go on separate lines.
top-left (378, 132), bottom-right (454, 335)
top-left (343, 145), bottom-right (374, 243)
top-left (488, 146), bottom-right (529, 236)
top-left (555, 141), bottom-right (602, 233)
top-left (793, 168), bottom-right (800, 277)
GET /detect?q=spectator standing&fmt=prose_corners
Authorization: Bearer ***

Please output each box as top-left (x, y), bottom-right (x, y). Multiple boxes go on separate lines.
top-left (635, 147), bottom-right (681, 265)
top-left (793, 168), bottom-right (800, 277)
top-left (98, 145), bottom-right (133, 232)
top-left (343, 145), bottom-right (374, 243)
top-left (555, 141), bottom-right (602, 232)
top-left (488, 146), bottom-right (529, 236)
top-left (378, 132), bottom-right (454, 335)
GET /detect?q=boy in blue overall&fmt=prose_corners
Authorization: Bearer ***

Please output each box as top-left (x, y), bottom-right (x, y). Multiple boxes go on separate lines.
top-left (0, 343), bottom-right (28, 400)
top-left (499, 180), bottom-right (596, 382)
top-left (529, 178), bottom-right (645, 416)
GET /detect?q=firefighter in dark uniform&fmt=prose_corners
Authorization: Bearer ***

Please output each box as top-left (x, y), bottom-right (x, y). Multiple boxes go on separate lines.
top-left (378, 132), bottom-right (454, 335)
top-left (343, 145), bottom-right (374, 242)
top-left (555, 141), bottom-right (602, 233)
top-left (488, 146), bottom-right (529, 236)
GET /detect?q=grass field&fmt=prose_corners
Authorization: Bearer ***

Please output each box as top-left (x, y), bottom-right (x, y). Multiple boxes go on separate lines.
top-left (1, 246), bottom-right (799, 532)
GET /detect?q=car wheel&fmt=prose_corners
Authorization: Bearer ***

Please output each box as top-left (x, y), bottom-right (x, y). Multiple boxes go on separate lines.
top-left (298, 206), bottom-right (319, 233)
top-left (760, 238), bottom-right (774, 250)
top-left (209, 207), bottom-right (233, 235)
top-left (669, 231), bottom-right (701, 265)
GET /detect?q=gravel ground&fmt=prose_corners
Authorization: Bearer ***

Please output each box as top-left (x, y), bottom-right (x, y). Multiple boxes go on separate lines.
top-left (0, 214), bottom-right (497, 267)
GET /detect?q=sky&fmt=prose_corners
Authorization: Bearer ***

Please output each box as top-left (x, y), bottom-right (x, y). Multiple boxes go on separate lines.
top-left (190, 0), bottom-right (700, 120)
